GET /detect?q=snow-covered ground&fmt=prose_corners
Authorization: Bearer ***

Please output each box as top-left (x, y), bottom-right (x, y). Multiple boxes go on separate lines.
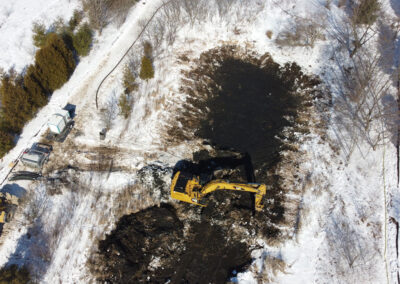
top-left (0, 0), bottom-right (398, 283)
top-left (0, 0), bottom-right (80, 72)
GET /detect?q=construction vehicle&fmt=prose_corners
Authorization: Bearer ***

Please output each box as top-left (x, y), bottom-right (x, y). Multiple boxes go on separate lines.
top-left (20, 143), bottom-right (52, 169)
top-left (0, 192), bottom-right (18, 224)
top-left (170, 171), bottom-right (267, 211)
top-left (47, 104), bottom-right (75, 142)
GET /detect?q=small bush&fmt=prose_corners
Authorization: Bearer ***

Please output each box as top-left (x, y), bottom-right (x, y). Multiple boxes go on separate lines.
top-left (352, 0), bottom-right (380, 26)
top-left (276, 18), bottom-right (324, 48)
top-left (101, 94), bottom-right (118, 130)
top-left (0, 264), bottom-right (31, 284)
top-left (143, 41), bottom-right (153, 58)
top-left (266, 30), bottom-right (273, 39)
top-left (81, 0), bottom-right (110, 32)
top-left (122, 65), bottom-right (137, 94)
top-left (139, 56), bottom-right (154, 80)
top-left (72, 23), bottom-right (93, 57)
top-left (52, 17), bottom-right (68, 35)
top-left (118, 93), bottom-right (132, 119)
top-left (32, 22), bottom-right (49, 48)
top-left (69, 9), bottom-right (83, 31)
top-left (82, 0), bottom-right (139, 31)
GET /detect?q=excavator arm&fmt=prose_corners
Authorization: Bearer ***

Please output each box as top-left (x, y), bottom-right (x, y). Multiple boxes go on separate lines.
top-left (170, 171), bottom-right (266, 211)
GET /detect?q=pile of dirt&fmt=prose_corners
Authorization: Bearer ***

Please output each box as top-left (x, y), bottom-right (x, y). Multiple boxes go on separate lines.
top-left (91, 204), bottom-right (251, 283)
top-left (91, 204), bottom-right (184, 283)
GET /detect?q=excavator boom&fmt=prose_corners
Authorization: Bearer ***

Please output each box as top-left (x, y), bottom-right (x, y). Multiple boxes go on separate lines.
top-left (170, 171), bottom-right (266, 211)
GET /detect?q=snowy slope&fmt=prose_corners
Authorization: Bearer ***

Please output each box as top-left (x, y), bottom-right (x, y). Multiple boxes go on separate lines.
top-left (0, 0), bottom-right (80, 72)
top-left (0, 0), bottom-right (398, 283)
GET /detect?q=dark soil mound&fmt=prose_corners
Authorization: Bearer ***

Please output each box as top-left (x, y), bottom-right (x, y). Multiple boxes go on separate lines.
top-left (164, 221), bottom-right (251, 284)
top-left (96, 204), bottom-right (184, 283)
top-left (94, 204), bottom-right (251, 283)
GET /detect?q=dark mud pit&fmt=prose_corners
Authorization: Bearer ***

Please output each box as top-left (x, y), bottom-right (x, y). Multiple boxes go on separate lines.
top-left (90, 46), bottom-right (321, 283)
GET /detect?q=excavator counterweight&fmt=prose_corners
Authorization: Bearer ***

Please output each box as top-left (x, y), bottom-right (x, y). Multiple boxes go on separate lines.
top-left (170, 171), bottom-right (267, 211)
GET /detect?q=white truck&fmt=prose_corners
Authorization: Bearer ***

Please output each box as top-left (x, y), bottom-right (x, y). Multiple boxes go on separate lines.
top-left (47, 106), bottom-right (75, 142)
top-left (48, 109), bottom-right (72, 135)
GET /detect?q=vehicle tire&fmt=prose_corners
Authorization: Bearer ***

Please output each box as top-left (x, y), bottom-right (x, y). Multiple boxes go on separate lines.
top-left (5, 206), bottom-right (16, 223)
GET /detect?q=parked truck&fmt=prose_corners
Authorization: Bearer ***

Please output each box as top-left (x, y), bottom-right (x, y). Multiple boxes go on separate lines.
top-left (20, 143), bottom-right (52, 169)
top-left (47, 108), bottom-right (74, 141)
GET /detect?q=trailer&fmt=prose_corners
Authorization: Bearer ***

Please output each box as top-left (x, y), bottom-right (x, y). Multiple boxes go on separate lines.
top-left (20, 143), bottom-right (52, 169)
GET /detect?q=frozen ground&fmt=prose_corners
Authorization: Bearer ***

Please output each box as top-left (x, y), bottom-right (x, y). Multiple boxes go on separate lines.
top-left (0, 0), bottom-right (398, 283)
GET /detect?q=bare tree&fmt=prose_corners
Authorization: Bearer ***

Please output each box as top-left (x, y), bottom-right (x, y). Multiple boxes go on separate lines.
top-left (215, 0), bottom-right (234, 18)
top-left (100, 91), bottom-right (118, 130)
top-left (326, 4), bottom-right (397, 153)
top-left (332, 47), bottom-right (395, 151)
top-left (276, 16), bottom-right (325, 48)
top-left (323, 205), bottom-right (380, 283)
top-left (349, 0), bottom-right (381, 57)
top-left (159, 0), bottom-right (183, 46)
top-left (81, 0), bottom-right (110, 33)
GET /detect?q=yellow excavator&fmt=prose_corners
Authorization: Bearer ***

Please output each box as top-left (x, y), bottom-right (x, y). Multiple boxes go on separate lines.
top-left (170, 171), bottom-right (267, 211)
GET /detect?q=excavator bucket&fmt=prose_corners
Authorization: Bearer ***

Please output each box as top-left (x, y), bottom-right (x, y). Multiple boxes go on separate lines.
top-left (254, 184), bottom-right (266, 212)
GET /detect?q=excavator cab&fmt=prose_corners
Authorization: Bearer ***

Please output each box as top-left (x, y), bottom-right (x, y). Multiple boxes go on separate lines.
top-left (170, 171), bottom-right (267, 211)
top-left (170, 171), bottom-right (206, 207)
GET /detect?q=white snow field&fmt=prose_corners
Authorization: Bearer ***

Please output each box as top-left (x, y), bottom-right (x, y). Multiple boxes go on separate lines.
top-left (0, 0), bottom-right (398, 283)
top-left (0, 0), bottom-right (80, 72)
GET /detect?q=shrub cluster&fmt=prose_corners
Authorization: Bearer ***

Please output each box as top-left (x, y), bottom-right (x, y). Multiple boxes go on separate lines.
top-left (32, 22), bottom-right (49, 48)
top-left (32, 12), bottom-right (93, 58)
top-left (72, 23), bottom-right (93, 56)
top-left (118, 65), bottom-right (137, 119)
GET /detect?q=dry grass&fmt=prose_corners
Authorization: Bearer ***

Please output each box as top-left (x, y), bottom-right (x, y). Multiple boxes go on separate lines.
top-left (248, 254), bottom-right (287, 283)
top-left (276, 17), bottom-right (325, 48)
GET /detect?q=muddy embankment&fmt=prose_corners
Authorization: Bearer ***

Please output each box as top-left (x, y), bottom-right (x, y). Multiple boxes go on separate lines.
top-left (89, 45), bottom-right (325, 283)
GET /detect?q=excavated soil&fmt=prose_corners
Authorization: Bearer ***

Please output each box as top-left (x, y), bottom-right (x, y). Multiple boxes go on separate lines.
top-left (92, 203), bottom-right (252, 283)
top-left (90, 46), bottom-right (322, 283)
